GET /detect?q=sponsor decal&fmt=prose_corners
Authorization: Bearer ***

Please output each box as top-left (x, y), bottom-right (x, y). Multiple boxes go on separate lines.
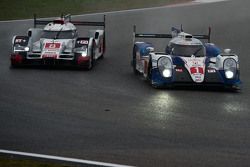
top-left (42, 42), bottom-right (62, 59)
top-left (42, 53), bottom-right (57, 58)
top-left (77, 40), bottom-right (88, 45)
top-left (15, 39), bottom-right (25, 43)
top-left (190, 67), bottom-right (204, 74)
top-left (44, 43), bottom-right (61, 49)
top-left (175, 68), bottom-right (183, 72)
top-left (207, 69), bottom-right (216, 73)
top-left (181, 57), bottom-right (206, 83)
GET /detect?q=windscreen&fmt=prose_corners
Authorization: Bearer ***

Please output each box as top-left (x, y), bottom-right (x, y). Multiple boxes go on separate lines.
top-left (172, 43), bottom-right (205, 57)
top-left (41, 30), bottom-right (75, 39)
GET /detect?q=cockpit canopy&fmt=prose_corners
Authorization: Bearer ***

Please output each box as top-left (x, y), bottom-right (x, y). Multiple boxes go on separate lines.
top-left (166, 32), bottom-right (206, 57)
top-left (169, 43), bottom-right (205, 57)
top-left (41, 30), bottom-right (77, 39)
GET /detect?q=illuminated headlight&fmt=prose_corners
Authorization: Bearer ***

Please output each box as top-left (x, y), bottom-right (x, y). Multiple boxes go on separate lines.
top-left (225, 71), bottom-right (234, 79)
top-left (162, 69), bottom-right (172, 78)
top-left (81, 51), bottom-right (87, 57)
top-left (223, 58), bottom-right (236, 79)
top-left (158, 57), bottom-right (172, 78)
top-left (24, 47), bottom-right (30, 52)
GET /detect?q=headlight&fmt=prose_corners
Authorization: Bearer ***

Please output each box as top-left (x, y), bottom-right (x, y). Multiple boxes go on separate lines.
top-left (225, 71), bottom-right (234, 79)
top-left (24, 47), bottom-right (30, 52)
top-left (162, 69), bottom-right (172, 78)
top-left (81, 51), bottom-right (87, 57)
top-left (223, 58), bottom-right (236, 79)
top-left (158, 57), bottom-right (172, 78)
top-left (14, 46), bottom-right (29, 52)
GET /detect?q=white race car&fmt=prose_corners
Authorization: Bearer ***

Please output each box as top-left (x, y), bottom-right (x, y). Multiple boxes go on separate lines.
top-left (11, 14), bottom-right (105, 70)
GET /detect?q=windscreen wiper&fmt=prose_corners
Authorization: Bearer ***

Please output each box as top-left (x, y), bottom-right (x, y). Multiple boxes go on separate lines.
top-left (54, 27), bottom-right (63, 40)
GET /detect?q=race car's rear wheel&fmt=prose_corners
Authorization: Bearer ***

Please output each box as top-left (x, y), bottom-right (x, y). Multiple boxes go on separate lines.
top-left (99, 38), bottom-right (105, 59)
top-left (87, 54), bottom-right (93, 70)
top-left (87, 43), bottom-right (95, 70)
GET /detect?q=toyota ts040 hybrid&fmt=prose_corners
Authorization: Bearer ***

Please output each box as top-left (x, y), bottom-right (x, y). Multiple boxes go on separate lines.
top-left (11, 14), bottom-right (106, 70)
top-left (132, 26), bottom-right (241, 90)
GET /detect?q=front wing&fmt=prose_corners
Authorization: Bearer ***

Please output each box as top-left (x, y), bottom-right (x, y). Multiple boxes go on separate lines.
top-left (150, 67), bottom-right (241, 89)
top-left (10, 52), bottom-right (91, 68)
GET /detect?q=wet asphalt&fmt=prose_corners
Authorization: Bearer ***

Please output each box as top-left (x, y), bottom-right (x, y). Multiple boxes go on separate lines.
top-left (0, 0), bottom-right (250, 166)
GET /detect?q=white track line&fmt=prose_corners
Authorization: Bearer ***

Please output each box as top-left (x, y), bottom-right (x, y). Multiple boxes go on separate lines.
top-left (0, 149), bottom-right (135, 167)
top-left (0, 0), bottom-right (231, 23)
top-left (194, 0), bottom-right (230, 3)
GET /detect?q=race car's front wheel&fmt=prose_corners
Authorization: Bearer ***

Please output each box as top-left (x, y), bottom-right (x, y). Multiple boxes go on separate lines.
top-left (10, 54), bottom-right (24, 68)
top-left (147, 58), bottom-right (164, 89)
top-left (147, 60), bottom-right (157, 88)
top-left (147, 58), bottom-right (152, 81)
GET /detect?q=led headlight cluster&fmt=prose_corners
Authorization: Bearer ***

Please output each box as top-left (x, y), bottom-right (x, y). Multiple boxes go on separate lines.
top-left (158, 57), bottom-right (172, 78)
top-left (81, 50), bottom-right (88, 57)
top-left (24, 47), bottom-right (30, 52)
top-left (223, 58), bottom-right (237, 79)
top-left (14, 45), bottom-right (30, 52)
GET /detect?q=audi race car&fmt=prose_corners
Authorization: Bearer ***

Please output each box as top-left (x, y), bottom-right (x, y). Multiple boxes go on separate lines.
top-left (132, 26), bottom-right (241, 90)
top-left (11, 14), bottom-right (106, 70)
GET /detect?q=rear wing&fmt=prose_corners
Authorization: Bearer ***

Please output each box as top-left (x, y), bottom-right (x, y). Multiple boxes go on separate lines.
top-left (34, 14), bottom-right (106, 29)
top-left (133, 25), bottom-right (172, 40)
top-left (192, 27), bottom-right (211, 43)
top-left (133, 25), bottom-right (211, 43)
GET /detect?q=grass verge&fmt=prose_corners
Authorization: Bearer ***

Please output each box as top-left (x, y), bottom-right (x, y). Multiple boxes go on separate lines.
top-left (0, 155), bottom-right (72, 167)
top-left (0, 0), bottom-right (192, 21)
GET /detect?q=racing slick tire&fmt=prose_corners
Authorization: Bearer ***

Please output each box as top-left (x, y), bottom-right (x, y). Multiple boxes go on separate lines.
top-left (147, 58), bottom-right (165, 89)
top-left (87, 41), bottom-right (96, 70)
top-left (99, 42), bottom-right (105, 59)
top-left (86, 53), bottom-right (93, 70)
top-left (10, 61), bottom-right (18, 68)
top-left (99, 37), bottom-right (106, 59)
top-left (225, 84), bottom-right (241, 92)
top-left (10, 54), bottom-right (24, 68)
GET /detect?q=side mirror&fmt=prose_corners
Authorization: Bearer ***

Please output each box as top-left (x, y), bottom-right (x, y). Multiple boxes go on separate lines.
top-left (28, 30), bottom-right (32, 37)
top-left (171, 48), bottom-right (175, 54)
top-left (171, 30), bottom-right (178, 38)
top-left (146, 47), bottom-right (154, 53)
top-left (224, 49), bottom-right (231, 54)
top-left (94, 32), bottom-right (99, 39)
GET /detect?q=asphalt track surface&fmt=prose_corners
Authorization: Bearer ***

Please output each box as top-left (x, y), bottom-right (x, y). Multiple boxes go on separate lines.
top-left (1, 0), bottom-right (250, 166)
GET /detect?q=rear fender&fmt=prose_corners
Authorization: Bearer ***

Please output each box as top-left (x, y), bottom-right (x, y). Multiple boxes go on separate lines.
top-left (134, 42), bottom-right (154, 57)
top-left (205, 43), bottom-right (221, 58)
top-left (89, 30), bottom-right (104, 39)
top-left (89, 30), bottom-right (104, 55)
